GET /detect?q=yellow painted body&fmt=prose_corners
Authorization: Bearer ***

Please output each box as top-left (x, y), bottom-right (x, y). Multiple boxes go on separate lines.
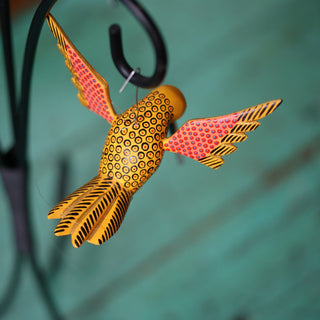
top-left (99, 86), bottom-right (185, 193)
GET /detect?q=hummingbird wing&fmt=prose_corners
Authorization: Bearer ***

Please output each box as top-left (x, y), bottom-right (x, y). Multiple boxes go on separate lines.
top-left (46, 14), bottom-right (117, 124)
top-left (163, 99), bottom-right (282, 169)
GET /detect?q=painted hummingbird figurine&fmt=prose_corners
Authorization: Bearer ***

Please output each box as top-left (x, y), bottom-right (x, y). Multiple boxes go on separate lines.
top-left (46, 14), bottom-right (282, 248)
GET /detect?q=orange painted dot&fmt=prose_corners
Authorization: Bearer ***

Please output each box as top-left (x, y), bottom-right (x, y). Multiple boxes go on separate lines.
top-left (129, 131), bottom-right (136, 139)
top-left (121, 158), bottom-right (128, 165)
top-left (147, 151), bottom-right (154, 158)
top-left (132, 145), bottom-right (139, 152)
top-left (115, 172), bottom-right (122, 178)
top-left (129, 156), bottom-right (137, 164)
top-left (138, 161), bottom-right (145, 168)
top-left (135, 137), bottom-right (142, 144)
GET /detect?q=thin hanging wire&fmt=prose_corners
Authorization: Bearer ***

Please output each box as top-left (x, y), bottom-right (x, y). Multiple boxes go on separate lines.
top-left (119, 68), bottom-right (141, 122)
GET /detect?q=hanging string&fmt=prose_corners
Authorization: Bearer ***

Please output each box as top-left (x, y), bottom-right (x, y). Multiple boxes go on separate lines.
top-left (119, 67), bottom-right (141, 122)
top-left (119, 67), bottom-right (140, 94)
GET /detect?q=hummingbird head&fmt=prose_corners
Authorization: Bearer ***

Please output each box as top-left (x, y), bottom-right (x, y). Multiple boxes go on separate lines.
top-left (157, 85), bottom-right (186, 122)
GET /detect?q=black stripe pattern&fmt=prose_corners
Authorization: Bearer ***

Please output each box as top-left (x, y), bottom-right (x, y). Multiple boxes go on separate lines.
top-left (49, 175), bottom-right (132, 248)
top-left (211, 143), bottom-right (237, 156)
top-left (199, 155), bottom-right (224, 169)
top-left (198, 99), bottom-right (282, 170)
top-left (237, 100), bottom-right (281, 122)
top-left (47, 14), bottom-right (67, 51)
top-left (46, 13), bottom-right (118, 122)
top-left (46, 14), bottom-right (88, 108)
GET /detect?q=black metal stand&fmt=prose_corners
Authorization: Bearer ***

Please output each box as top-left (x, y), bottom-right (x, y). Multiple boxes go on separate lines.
top-left (0, 0), bottom-right (167, 318)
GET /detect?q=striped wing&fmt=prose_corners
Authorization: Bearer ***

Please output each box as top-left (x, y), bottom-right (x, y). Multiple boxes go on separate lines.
top-left (46, 14), bottom-right (117, 123)
top-left (163, 99), bottom-right (282, 169)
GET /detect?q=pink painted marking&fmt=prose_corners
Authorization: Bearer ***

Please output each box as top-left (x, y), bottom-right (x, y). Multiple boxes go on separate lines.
top-left (167, 113), bottom-right (238, 159)
top-left (66, 43), bottom-right (113, 123)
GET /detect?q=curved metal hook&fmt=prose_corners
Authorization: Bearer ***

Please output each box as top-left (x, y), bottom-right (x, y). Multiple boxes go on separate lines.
top-left (16, 0), bottom-right (167, 164)
top-left (109, 0), bottom-right (167, 88)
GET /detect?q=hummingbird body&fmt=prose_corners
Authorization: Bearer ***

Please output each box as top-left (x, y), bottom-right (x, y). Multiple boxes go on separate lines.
top-left (99, 86), bottom-right (185, 193)
top-left (46, 14), bottom-right (282, 248)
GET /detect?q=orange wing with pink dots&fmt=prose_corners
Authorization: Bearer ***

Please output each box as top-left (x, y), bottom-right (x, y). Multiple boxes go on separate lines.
top-left (163, 99), bottom-right (282, 169)
top-left (46, 14), bottom-right (117, 124)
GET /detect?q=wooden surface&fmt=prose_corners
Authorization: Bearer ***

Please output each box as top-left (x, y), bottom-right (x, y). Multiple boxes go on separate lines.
top-left (0, 0), bottom-right (319, 319)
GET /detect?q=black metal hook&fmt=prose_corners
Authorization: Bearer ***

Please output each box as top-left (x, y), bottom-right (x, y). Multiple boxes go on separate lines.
top-left (0, 1), bottom-right (167, 318)
top-left (109, 0), bottom-right (167, 88)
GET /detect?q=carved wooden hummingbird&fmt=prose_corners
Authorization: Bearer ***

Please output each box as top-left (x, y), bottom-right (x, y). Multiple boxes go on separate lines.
top-left (46, 14), bottom-right (282, 248)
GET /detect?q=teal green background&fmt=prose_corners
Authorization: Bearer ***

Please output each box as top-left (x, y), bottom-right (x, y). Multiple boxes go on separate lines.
top-left (1, 0), bottom-right (320, 319)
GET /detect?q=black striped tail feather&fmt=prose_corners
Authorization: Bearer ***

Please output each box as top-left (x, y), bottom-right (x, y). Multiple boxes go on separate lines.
top-left (49, 175), bottom-right (132, 248)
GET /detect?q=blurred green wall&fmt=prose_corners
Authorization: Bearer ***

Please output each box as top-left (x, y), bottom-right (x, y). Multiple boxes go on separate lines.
top-left (0, 0), bottom-right (319, 319)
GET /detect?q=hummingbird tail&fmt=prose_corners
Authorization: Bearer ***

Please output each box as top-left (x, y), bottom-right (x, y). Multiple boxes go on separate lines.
top-left (48, 175), bottom-right (132, 248)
